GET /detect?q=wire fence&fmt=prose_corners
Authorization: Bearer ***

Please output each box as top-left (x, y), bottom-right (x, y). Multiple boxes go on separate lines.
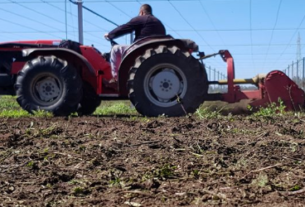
top-left (206, 66), bottom-right (227, 82)
top-left (283, 58), bottom-right (305, 90)
top-left (205, 65), bottom-right (227, 93)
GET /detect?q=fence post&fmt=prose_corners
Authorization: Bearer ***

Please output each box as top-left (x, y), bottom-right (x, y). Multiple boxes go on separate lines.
top-left (297, 59), bottom-right (299, 85)
top-left (221, 73), bottom-right (225, 90)
top-left (292, 61), bottom-right (294, 79)
top-left (217, 71), bottom-right (220, 90)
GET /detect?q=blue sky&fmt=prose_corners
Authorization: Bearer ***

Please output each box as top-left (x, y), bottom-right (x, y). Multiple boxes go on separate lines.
top-left (0, 0), bottom-right (304, 79)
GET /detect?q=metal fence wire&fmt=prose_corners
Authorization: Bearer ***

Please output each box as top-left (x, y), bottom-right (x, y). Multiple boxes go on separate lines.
top-left (283, 58), bottom-right (305, 90)
top-left (205, 65), bottom-right (227, 93)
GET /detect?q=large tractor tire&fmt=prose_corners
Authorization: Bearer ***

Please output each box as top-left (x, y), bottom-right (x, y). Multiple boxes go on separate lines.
top-left (128, 45), bottom-right (208, 117)
top-left (15, 56), bottom-right (82, 116)
top-left (77, 81), bottom-right (101, 115)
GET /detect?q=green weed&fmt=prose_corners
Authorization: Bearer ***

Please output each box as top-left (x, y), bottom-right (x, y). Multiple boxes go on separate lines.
top-left (32, 110), bottom-right (53, 118)
top-left (195, 107), bottom-right (221, 119)
top-left (251, 173), bottom-right (269, 187)
top-left (0, 109), bottom-right (30, 118)
top-left (109, 178), bottom-right (121, 186)
top-left (0, 96), bottom-right (20, 108)
top-left (72, 187), bottom-right (90, 196)
top-left (154, 164), bottom-right (177, 179)
top-left (252, 98), bottom-right (286, 117)
top-left (290, 185), bottom-right (301, 191)
top-left (192, 169), bottom-right (200, 178)
top-left (27, 161), bottom-right (34, 168)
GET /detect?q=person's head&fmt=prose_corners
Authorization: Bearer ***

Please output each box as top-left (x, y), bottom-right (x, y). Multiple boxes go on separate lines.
top-left (139, 4), bottom-right (152, 16)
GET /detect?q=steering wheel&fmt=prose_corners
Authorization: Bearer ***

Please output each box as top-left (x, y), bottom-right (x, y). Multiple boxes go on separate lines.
top-left (109, 39), bottom-right (118, 47)
top-left (102, 38), bottom-right (118, 62)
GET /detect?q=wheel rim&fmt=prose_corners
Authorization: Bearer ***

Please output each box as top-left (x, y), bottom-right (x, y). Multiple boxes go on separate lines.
top-left (143, 63), bottom-right (187, 107)
top-left (31, 73), bottom-right (63, 106)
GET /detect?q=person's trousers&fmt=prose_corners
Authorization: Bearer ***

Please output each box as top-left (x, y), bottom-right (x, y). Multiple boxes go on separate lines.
top-left (110, 44), bottom-right (129, 79)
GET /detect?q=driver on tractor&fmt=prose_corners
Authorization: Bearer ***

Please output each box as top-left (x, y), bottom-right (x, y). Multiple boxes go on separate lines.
top-left (104, 4), bottom-right (166, 90)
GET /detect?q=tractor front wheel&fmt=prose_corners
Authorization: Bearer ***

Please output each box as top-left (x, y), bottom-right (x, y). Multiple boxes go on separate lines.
top-left (15, 56), bottom-right (82, 116)
top-left (128, 45), bottom-right (208, 117)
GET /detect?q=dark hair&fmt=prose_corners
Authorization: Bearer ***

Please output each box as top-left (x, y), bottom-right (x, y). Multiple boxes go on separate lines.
top-left (141, 4), bottom-right (152, 15)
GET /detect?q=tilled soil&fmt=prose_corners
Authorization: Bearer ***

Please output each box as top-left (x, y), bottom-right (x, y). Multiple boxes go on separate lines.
top-left (0, 115), bottom-right (305, 206)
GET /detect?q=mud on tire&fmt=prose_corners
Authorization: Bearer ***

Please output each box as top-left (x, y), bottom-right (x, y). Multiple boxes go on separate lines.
top-left (15, 56), bottom-right (82, 116)
top-left (128, 45), bottom-right (208, 117)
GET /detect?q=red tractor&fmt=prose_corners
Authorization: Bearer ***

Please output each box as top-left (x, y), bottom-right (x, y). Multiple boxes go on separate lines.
top-left (0, 36), bottom-right (304, 117)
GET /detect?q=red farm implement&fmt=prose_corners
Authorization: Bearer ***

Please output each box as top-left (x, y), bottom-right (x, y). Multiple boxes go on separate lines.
top-left (203, 50), bottom-right (305, 111)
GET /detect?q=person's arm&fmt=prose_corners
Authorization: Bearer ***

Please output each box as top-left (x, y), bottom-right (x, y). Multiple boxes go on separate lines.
top-left (107, 16), bottom-right (144, 39)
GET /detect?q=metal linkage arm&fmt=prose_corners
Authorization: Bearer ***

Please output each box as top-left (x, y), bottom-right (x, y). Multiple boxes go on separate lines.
top-left (198, 52), bottom-right (220, 60)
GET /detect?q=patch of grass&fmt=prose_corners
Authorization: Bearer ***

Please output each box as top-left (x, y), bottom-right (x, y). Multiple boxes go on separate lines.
top-left (0, 96), bottom-right (29, 117)
top-left (195, 107), bottom-right (221, 119)
top-left (109, 178), bottom-right (121, 186)
top-left (0, 96), bottom-right (54, 118)
top-left (27, 161), bottom-right (34, 168)
top-left (42, 148), bottom-right (49, 154)
top-left (38, 125), bottom-right (60, 137)
top-left (0, 96), bottom-right (20, 108)
top-left (0, 109), bottom-right (30, 118)
top-left (94, 101), bottom-right (138, 116)
top-left (154, 164), bottom-right (177, 179)
top-left (251, 98), bottom-right (286, 117)
top-left (0, 96), bottom-right (138, 117)
top-left (32, 110), bottom-right (53, 118)
top-left (290, 185), bottom-right (301, 191)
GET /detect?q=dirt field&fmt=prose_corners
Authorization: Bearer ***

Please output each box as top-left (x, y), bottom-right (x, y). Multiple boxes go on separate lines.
top-left (1, 114), bottom-right (305, 206)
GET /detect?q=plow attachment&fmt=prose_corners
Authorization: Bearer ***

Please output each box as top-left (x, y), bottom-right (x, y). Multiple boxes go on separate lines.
top-left (250, 70), bottom-right (305, 111)
top-left (204, 50), bottom-right (305, 111)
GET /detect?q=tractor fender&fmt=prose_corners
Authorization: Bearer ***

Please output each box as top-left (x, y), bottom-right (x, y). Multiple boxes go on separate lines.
top-left (118, 38), bottom-right (199, 96)
top-left (21, 48), bottom-right (96, 77)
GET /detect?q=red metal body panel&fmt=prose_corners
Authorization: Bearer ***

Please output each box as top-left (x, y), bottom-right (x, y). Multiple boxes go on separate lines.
top-left (79, 46), bottom-right (115, 95)
top-left (222, 87), bottom-right (264, 102)
top-left (11, 62), bottom-right (26, 74)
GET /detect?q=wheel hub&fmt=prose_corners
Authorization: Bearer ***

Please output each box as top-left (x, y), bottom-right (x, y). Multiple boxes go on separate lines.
top-left (35, 77), bottom-right (61, 102)
top-left (151, 70), bottom-right (180, 100)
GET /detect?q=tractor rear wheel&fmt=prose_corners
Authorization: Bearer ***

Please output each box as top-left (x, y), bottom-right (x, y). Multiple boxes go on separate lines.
top-left (128, 45), bottom-right (208, 117)
top-left (77, 81), bottom-right (101, 115)
top-left (15, 56), bottom-right (82, 116)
